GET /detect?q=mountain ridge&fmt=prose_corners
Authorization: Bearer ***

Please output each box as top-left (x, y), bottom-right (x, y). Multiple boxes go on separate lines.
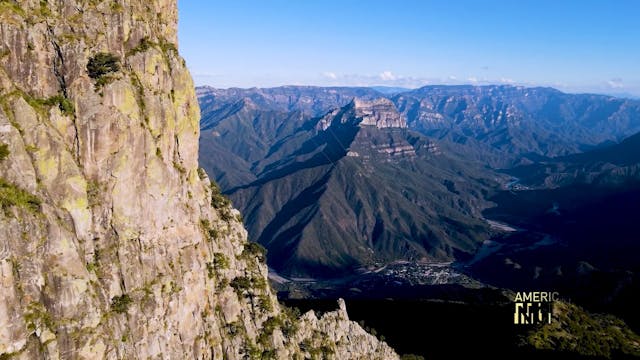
top-left (198, 84), bottom-right (640, 278)
top-left (199, 84), bottom-right (640, 167)
top-left (507, 130), bottom-right (640, 188)
top-left (202, 97), bottom-right (499, 277)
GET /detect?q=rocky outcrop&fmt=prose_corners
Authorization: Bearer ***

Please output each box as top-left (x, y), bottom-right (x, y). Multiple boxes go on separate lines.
top-left (293, 300), bottom-right (398, 359)
top-left (316, 98), bottom-right (406, 130)
top-left (0, 1), bottom-right (397, 359)
top-left (353, 98), bottom-right (407, 129)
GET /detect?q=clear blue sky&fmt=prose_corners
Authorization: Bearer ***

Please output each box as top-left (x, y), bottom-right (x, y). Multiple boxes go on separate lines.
top-left (178, 0), bottom-right (640, 96)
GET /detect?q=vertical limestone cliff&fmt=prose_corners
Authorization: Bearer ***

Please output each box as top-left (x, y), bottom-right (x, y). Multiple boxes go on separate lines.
top-left (0, 1), bottom-right (398, 359)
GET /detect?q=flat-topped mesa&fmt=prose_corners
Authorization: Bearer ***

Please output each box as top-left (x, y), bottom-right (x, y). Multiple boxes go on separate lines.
top-left (316, 97), bottom-right (407, 130)
top-left (353, 97), bottom-right (407, 128)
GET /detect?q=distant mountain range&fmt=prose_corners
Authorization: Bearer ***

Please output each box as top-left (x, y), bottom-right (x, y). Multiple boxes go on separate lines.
top-left (508, 131), bottom-right (640, 188)
top-left (200, 95), bottom-right (498, 277)
top-left (197, 86), bottom-right (382, 117)
top-left (393, 85), bottom-right (640, 167)
top-left (197, 84), bottom-right (640, 278)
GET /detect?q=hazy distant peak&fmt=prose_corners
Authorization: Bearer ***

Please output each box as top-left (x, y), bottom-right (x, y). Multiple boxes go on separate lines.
top-left (238, 96), bottom-right (258, 109)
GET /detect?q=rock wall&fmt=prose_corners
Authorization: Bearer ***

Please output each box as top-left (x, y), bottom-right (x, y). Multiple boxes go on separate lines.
top-left (353, 98), bottom-right (407, 129)
top-left (316, 98), bottom-right (406, 130)
top-left (0, 1), bottom-right (397, 359)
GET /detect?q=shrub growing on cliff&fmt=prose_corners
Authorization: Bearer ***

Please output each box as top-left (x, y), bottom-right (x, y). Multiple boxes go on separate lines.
top-left (205, 262), bottom-right (215, 279)
top-left (210, 181), bottom-right (235, 221)
top-left (400, 355), bottom-right (425, 360)
top-left (127, 37), bottom-right (153, 56)
top-left (230, 276), bottom-right (252, 295)
top-left (258, 294), bottom-right (273, 312)
top-left (197, 167), bottom-right (207, 180)
top-left (210, 181), bottom-right (230, 209)
top-left (0, 178), bottom-right (41, 213)
top-left (258, 316), bottom-right (283, 347)
top-left (87, 52), bottom-right (120, 78)
top-left (241, 241), bottom-right (267, 263)
top-left (213, 252), bottom-right (229, 269)
top-left (43, 95), bottom-right (74, 116)
top-left (87, 52), bottom-right (120, 88)
top-left (110, 294), bottom-right (132, 314)
top-left (26, 94), bottom-right (74, 117)
top-left (279, 305), bottom-right (300, 337)
top-left (24, 301), bottom-right (55, 332)
top-left (0, 143), bottom-right (9, 161)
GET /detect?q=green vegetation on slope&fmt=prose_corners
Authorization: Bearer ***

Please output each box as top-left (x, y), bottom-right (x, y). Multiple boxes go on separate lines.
top-left (0, 178), bottom-right (41, 214)
top-left (200, 95), bottom-right (498, 277)
top-left (522, 301), bottom-right (640, 358)
top-left (0, 142), bottom-right (9, 161)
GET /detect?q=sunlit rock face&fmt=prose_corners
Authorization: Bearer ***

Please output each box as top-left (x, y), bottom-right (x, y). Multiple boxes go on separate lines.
top-left (0, 1), bottom-right (398, 359)
top-left (317, 97), bottom-right (406, 130)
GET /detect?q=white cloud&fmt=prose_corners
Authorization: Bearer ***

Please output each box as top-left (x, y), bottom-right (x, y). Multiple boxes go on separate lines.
top-left (379, 71), bottom-right (397, 81)
top-left (607, 78), bottom-right (624, 89)
top-left (313, 72), bottom-right (534, 90)
top-left (322, 71), bottom-right (337, 80)
top-left (315, 72), bottom-right (434, 88)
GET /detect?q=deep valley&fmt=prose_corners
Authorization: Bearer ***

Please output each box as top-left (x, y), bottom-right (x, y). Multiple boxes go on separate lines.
top-left (4, 1), bottom-right (640, 359)
top-left (198, 85), bottom-right (640, 357)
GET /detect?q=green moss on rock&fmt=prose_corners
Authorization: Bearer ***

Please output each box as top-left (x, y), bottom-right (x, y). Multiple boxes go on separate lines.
top-left (126, 37), bottom-right (153, 56)
top-left (24, 301), bottom-right (55, 332)
top-left (0, 0), bottom-right (25, 16)
top-left (23, 93), bottom-right (75, 117)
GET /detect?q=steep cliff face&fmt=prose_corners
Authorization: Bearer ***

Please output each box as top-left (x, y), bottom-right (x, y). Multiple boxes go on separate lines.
top-left (353, 98), bottom-right (406, 129)
top-left (316, 98), bottom-right (406, 130)
top-left (0, 1), bottom-right (397, 359)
